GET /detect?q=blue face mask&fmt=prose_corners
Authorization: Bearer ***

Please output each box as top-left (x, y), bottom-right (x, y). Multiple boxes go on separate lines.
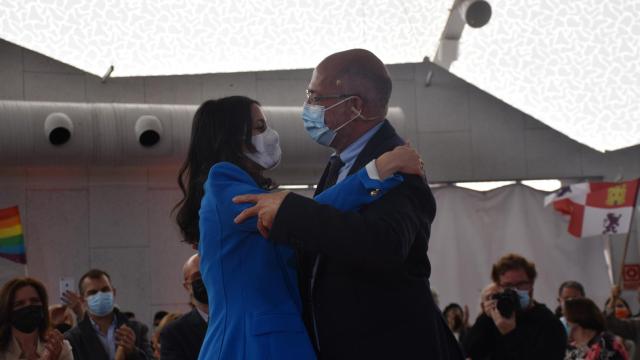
top-left (302, 97), bottom-right (360, 147)
top-left (87, 291), bottom-right (114, 317)
top-left (515, 288), bottom-right (531, 309)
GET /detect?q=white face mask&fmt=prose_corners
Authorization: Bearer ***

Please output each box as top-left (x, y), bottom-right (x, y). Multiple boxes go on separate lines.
top-left (244, 127), bottom-right (282, 170)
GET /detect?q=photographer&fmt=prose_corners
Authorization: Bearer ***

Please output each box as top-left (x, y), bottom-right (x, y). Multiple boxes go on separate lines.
top-left (463, 254), bottom-right (567, 360)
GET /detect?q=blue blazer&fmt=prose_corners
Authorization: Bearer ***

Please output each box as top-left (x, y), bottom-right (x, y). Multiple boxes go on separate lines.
top-left (197, 162), bottom-right (401, 360)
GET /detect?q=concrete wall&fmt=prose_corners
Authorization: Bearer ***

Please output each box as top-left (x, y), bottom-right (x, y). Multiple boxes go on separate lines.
top-left (1, 38), bottom-right (640, 326)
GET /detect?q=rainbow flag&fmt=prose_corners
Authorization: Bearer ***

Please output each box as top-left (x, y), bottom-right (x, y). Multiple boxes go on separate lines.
top-left (0, 206), bottom-right (26, 264)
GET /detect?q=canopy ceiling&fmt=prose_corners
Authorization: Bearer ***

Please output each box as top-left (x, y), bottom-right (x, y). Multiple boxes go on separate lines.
top-left (1, 0), bottom-right (638, 151)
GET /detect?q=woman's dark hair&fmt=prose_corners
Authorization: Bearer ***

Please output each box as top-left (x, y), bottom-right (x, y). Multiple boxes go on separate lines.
top-left (564, 298), bottom-right (605, 333)
top-left (558, 281), bottom-right (585, 297)
top-left (443, 303), bottom-right (463, 317)
top-left (555, 280), bottom-right (586, 317)
top-left (0, 277), bottom-right (51, 351)
top-left (604, 296), bottom-right (631, 312)
top-left (174, 96), bottom-right (273, 246)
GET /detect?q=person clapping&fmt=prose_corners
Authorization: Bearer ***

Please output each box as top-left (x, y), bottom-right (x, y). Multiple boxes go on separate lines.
top-left (0, 277), bottom-right (73, 360)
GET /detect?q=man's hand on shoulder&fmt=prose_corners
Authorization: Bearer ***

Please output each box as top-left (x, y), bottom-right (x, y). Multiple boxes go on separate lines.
top-left (233, 191), bottom-right (290, 238)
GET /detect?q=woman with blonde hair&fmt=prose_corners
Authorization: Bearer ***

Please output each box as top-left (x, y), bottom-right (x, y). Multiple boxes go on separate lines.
top-left (151, 313), bottom-right (181, 359)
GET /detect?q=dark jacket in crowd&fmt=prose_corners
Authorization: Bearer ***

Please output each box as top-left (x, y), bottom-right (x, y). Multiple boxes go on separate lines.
top-left (159, 308), bottom-right (207, 360)
top-left (64, 308), bottom-right (153, 360)
top-left (452, 327), bottom-right (470, 356)
top-left (463, 302), bottom-right (567, 360)
top-left (604, 312), bottom-right (640, 360)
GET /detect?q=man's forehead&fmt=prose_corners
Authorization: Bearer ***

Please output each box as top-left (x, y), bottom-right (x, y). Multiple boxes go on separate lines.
top-left (184, 268), bottom-right (201, 281)
top-left (183, 256), bottom-right (201, 279)
top-left (309, 67), bottom-right (341, 93)
top-left (499, 268), bottom-right (529, 282)
top-left (560, 287), bottom-right (582, 296)
top-left (83, 275), bottom-right (111, 288)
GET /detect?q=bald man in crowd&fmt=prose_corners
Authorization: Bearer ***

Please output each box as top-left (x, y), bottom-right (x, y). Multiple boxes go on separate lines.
top-left (234, 49), bottom-right (462, 359)
top-left (159, 254), bottom-right (208, 360)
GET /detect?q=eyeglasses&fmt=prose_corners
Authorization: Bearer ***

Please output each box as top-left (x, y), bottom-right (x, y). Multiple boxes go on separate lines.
top-left (499, 281), bottom-right (531, 291)
top-left (305, 89), bottom-right (357, 105)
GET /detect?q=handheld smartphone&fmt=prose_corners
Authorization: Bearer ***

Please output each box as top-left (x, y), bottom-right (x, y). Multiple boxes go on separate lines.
top-left (59, 277), bottom-right (75, 303)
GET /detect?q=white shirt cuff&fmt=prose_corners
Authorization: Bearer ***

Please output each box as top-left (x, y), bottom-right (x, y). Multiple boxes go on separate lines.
top-left (365, 160), bottom-right (382, 180)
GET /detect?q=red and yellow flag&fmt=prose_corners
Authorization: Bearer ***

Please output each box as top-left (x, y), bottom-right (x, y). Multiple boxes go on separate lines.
top-left (545, 179), bottom-right (639, 238)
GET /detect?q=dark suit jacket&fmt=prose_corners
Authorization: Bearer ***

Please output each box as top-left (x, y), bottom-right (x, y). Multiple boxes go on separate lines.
top-left (159, 308), bottom-right (207, 360)
top-left (463, 303), bottom-right (566, 360)
top-left (64, 309), bottom-right (153, 360)
top-left (270, 120), bottom-right (463, 359)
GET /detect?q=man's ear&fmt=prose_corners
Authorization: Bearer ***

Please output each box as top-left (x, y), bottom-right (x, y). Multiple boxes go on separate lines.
top-left (349, 97), bottom-right (364, 116)
top-left (112, 288), bottom-right (117, 298)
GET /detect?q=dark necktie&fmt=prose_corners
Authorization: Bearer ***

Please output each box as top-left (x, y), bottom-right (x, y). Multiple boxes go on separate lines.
top-left (323, 155), bottom-right (345, 190)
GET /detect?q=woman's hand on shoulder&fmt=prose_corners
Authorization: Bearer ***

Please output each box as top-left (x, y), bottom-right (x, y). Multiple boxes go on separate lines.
top-left (375, 143), bottom-right (424, 179)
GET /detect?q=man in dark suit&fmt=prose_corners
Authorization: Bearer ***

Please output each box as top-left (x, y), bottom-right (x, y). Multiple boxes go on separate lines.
top-left (64, 269), bottom-right (154, 360)
top-left (159, 254), bottom-right (208, 360)
top-left (234, 49), bottom-right (463, 359)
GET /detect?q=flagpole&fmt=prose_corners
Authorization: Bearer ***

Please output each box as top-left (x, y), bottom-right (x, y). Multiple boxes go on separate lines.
top-left (603, 234), bottom-right (615, 286)
top-left (617, 195), bottom-right (638, 288)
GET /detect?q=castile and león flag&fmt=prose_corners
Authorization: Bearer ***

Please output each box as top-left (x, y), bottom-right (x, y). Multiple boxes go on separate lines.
top-left (545, 179), bottom-right (639, 238)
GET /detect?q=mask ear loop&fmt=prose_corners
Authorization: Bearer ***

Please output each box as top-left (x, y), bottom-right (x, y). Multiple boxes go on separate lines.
top-left (334, 105), bottom-right (378, 133)
top-left (351, 106), bottom-right (378, 121)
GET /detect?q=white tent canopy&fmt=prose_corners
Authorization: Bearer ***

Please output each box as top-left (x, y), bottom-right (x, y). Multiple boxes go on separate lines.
top-left (0, 0), bottom-right (639, 151)
top-left (0, 0), bottom-right (449, 76)
top-left (451, 0), bottom-right (640, 152)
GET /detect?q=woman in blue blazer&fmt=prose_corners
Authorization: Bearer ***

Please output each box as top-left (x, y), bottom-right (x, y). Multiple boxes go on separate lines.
top-left (174, 96), bottom-right (423, 360)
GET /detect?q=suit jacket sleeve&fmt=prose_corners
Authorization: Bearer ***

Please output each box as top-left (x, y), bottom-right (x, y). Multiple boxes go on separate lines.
top-left (159, 324), bottom-right (183, 360)
top-left (463, 314), bottom-right (499, 359)
top-left (270, 174), bottom-right (434, 269)
top-left (63, 328), bottom-right (84, 360)
top-left (605, 313), bottom-right (640, 341)
top-left (313, 166), bottom-right (402, 211)
top-left (203, 162), bottom-right (266, 233)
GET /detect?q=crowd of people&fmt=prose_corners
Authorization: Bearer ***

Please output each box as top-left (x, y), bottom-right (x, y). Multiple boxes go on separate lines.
top-left (0, 253), bottom-right (209, 360)
top-left (0, 48), bottom-right (633, 360)
top-left (439, 253), bottom-right (638, 360)
top-left (1, 252), bottom-right (638, 360)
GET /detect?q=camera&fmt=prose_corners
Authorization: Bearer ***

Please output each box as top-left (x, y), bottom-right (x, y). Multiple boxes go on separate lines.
top-left (491, 288), bottom-right (521, 318)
